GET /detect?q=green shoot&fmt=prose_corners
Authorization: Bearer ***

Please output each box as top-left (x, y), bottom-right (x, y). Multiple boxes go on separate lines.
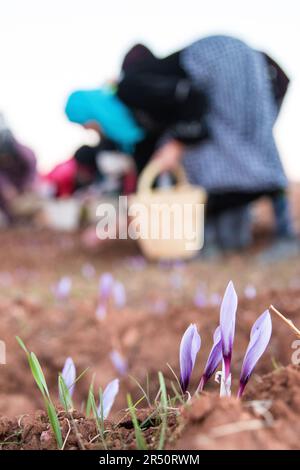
top-left (16, 336), bottom-right (63, 449)
top-left (88, 383), bottom-right (107, 449)
top-left (58, 374), bottom-right (73, 412)
top-left (158, 372), bottom-right (168, 450)
top-left (127, 393), bottom-right (148, 450)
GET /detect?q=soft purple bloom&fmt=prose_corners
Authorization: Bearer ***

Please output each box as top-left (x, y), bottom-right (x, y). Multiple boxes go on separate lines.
top-left (53, 276), bottom-right (72, 300)
top-left (220, 281), bottom-right (238, 380)
top-left (238, 310), bottom-right (272, 397)
top-left (194, 289), bottom-right (207, 308)
top-left (169, 272), bottom-right (183, 289)
top-left (97, 378), bottom-right (119, 420)
top-left (198, 326), bottom-right (222, 391)
top-left (113, 281), bottom-right (126, 308)
top-left (61, 357), bottom-right (76, 396)
top-left (179, 324), bottom-right (201, 393)
top-left (244, 284), bottom-right (257, 299)
top-left (96, 303), bottom-right (107, 320)
top-left (99, 273), bottom-right (114, 301)
top-left (110, 350), bottom-right (128, 376)
top-left (81, 263), bottom-right (96, 279)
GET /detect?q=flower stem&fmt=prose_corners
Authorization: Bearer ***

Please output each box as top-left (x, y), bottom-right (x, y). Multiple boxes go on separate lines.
top-left (196, 375), bottom-right (206, 393)
top-left (237, 382), bottom-right (246, 398)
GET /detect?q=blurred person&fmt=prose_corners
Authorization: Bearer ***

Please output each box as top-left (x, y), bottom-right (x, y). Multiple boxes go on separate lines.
top-left (65, 35), bottom-right (296, 254)
top-left (41, 142), bottom-right (136, 198)
top-left (0, 113), bottom-right (36, 224)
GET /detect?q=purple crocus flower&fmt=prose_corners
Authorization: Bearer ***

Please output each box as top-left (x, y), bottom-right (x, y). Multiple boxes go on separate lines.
top-left (97, 378), bottom-right (119, 420)
top-left (194, 288), bottom-right (207, 308)
top-left (99, 273), bottom-right (114, 301)
top-left (53, 276), bottom-right (72, 301)
top-left (179, 324), bottom-right (201, 393)
top-left (238, 310), bottom-right (272, 397)
top-left (113, 281), bottom-right (126, 308)
top-left (220, 281), bottom-right (238, 380)
top-left (110, 350), bottom-right (128, 376)
top-left (244, 284), bottom-right (257, 299)
top-left (61, 357), bottom-right (76, 396)
top-left (96, 303), bottom-right (107, 321)
top-left (198, 326), bottom-right (222, 391)
top-left (81, 263), bottom-right (96, 279)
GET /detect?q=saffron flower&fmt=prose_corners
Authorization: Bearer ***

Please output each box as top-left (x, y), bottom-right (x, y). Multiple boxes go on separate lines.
top-left (244, 284), bottom-right (257, 299)
top-left (113, 281), bottom-right (126, 308)
top-left (220, 281), bottom-right (238, 380)
top-left (180, 324), bottom-right (201, 393)
top-left (238, 310), bottom-right (272, 397)
top-left (81, 263), bottom-right (96, 279)
top-left (61, 357), bottom-right (76, 396)
top-left (194, 288), bottom-right (207, 308)
top-left (198, 326), bottom-right (222, 391)
top-left (53, 276), bottom-right (72, 301)
top-left (99, 273), bottom-right (114, 301)
top-left (110, 350), bottom-right (128, 376)
top-left (96, 303), bottom-right (107, 321)
top-left (97, 378), bottom-right (119, 420)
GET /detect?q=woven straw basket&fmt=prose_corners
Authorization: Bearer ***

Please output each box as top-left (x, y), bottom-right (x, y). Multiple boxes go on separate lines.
top-left (129, 160), bottom-right (206, 260)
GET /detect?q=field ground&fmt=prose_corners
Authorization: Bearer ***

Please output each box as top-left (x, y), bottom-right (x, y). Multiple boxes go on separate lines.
top-left (0, 187), bottom-right (300, 449)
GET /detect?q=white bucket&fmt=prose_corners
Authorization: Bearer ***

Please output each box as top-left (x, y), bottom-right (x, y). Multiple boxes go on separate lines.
top-left (42, 198), bottom-right (81, 231)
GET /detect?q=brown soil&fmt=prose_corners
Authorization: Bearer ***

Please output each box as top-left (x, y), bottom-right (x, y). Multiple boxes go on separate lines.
top-left (0, 186), bottom-right (300, 449)
top-left (0, 365), bottom-right (299, 450)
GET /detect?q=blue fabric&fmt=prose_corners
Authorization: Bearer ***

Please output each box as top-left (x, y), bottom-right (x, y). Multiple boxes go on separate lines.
top-left (65, 88), bottom-right (144, 152)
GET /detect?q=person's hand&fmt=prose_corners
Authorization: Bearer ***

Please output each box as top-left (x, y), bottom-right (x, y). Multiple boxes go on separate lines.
top-left (152, 140), bottom-right (184, 172)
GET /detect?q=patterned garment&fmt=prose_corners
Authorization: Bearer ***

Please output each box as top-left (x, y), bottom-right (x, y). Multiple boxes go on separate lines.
top-left (180, 35), bottom-right (287, 192)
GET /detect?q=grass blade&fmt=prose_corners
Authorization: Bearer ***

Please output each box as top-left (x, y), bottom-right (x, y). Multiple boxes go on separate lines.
top-left (127, 394), bottom-right (147, 450)
top-left (28, 352), bottom-right (50, 399)
top-left (158, 372), bottom-right (168, 450)
top-left (46, 401), bottom-right (63, 449)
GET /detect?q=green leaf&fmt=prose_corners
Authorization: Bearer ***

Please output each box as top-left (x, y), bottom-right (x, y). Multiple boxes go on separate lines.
top-left (28, 352), bottom-right (50, 399)
top-left (46, 401), bottom-right (63, 449)
top-left (16, 336), bottom-right (29, 355)
top-left (58, 375), bottom-right (73, 411)
top-left (98, 387), bottom-right (105, 432)
top-left (158, 372), bottom-right (168, 450)
top-left (86, 376), bottom-right (95, 418)
top-left (127, 394), bottom-right (147, 450)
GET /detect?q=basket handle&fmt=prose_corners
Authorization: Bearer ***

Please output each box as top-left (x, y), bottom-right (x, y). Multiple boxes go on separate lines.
top-left (137, 159), bottom-right (188, 193)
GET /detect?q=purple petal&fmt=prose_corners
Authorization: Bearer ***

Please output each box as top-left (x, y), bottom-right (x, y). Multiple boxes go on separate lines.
top-left (244, 284), bottom-right (257, 299)
top-left (96, 303), bottom-right (107, 320)
top-left (238, 310), bottom-right (272, 397)
top-left (113, 281), bottom-right (126, 308)
top-left (61, 357), bottom-right (76, 396)
top-left (99, 273), bottom-right (114, 300)
top-left (179, 324), bottom-right (201, 393)
top-left (194, 289), bottom-right (207, 308)
top-left (110, 350), bottom-right (128, 376)
top-left (170, 272), bottom-right (183, 289)
top-left (199, 326), bottom-right (222, 390)
top-left (81, 263), bottom-right (96, 279)
top-left (53, 276), bottom-right (72, 300)
top-left (220, 281), bottom-right (238, 379)
top-left (98, 378), bottom-right (119, 419)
